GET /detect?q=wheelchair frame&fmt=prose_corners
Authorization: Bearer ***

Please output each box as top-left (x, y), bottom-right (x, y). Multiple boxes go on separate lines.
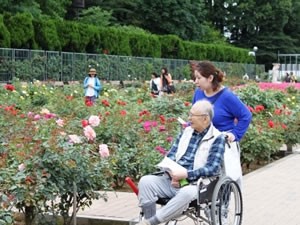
top-left (131, 174), bottom-right (243, 225)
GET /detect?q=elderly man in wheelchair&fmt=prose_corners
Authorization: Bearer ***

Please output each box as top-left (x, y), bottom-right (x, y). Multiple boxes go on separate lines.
top-left (135, 100), bottom-right (243, 225)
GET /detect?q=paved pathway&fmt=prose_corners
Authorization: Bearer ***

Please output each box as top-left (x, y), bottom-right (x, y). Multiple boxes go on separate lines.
top-left (77, 150), bottom-right (300, 225)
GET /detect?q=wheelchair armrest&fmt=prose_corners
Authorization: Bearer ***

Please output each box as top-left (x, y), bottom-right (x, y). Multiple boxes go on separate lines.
top-left (196, 175), bottom-right (219, 188)
top-left (196, 175), bottom-right (220, 204)
top-left (152, 170), bottom-right (165, 176)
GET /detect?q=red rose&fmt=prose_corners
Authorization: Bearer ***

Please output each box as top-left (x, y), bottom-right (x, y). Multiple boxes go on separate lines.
top-left (81, 119), bottom-right (89, 127)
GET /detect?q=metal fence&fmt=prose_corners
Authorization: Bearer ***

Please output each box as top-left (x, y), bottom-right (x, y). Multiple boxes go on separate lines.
top-left (277, 53), bottom-right (300, 79)
top-left (0, 48), bottom-right (261, 83)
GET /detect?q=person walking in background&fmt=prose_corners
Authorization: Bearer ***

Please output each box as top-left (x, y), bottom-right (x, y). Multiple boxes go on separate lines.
top-left (160, 67), bottom-right (175, 94)
top-left (191, 60), bottom-right (252, 187)
top-left (284, 72), bottom-right (291, 83)
top-left (290, 72), bottom-right (297, 83)
top-left (83, 68), bottom-right (102, 105)
top-left (149, 72), bottom-right (161, 97)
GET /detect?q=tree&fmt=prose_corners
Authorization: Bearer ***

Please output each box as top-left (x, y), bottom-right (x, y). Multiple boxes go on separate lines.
top-left (77, 6), bottom-right (112, 27)
top-left (204, 0), bottom-right (228, 34)
top-left (84, 0), bottom-right (141, 25)
top-left (136, 0), bottom-right (207, 41)
top-left (0, 0), bottom-right (73, 19)
top-left (284, 0), bottom-right (300, 47)
top-left (0, 0), bottom-right (41, 17)
top-left (36, 0), bottom-right (73, 18)
top-left (207, 0), bottom-right (294, 68)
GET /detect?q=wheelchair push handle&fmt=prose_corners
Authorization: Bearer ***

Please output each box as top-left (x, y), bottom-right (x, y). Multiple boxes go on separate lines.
top-left (125, 177), bottom-right (139, 195)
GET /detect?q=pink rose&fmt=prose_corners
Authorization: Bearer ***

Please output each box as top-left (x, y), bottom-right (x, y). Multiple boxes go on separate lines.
top-left (158, 125), bottom-right (166, 132)
top-left (34, 114), bottom-right (41, 120)
top-left (27, 112), bottom-right (34, 117)
top-left (99, 144), bottom-right (110, 158)
top-left (83, 125), bottom-right (96, 141)
top-left (166, 136), bottom-right (173, 143)
top-left (56, 119), bottom-right (65, 127)
top-left (18, 163), bottom-right (25, 172)
top-left (88, 115), bottom-right (100, 127)
top-left (68, 134), bottom-right (82, 144)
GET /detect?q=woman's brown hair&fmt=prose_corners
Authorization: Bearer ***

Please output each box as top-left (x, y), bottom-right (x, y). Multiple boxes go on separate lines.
top-left (190, 60), bottom-right (224, 91)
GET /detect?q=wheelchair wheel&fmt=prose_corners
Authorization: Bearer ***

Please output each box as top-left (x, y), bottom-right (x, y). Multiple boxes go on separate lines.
top-left (210, 176), bottom-right (243, 225)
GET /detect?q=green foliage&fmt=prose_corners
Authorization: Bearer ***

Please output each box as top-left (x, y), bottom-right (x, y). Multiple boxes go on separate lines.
top-left (33, 17), bottom-right (61, 51)
top-left (198, 22), bottom-right (228, 44)
top-left (4, 12), bottom-right (36, 48)
top-left (144, 97), bottom-right (187, 118)
top-left (159, 35), bottom-right (185, 59)
top-left (236, 84), bottom-right (284, 109)
top-left (0, 15), bottom-right (10, 47)
top-left (55, 20), bottom-right (81, 52)
top-left (77, 6), bottom-right (112, 27)
top-left (236, 83), bottom-right (300, 166)
top-left (129, 33), bottom-right (161, 58)
top-left (85, 0), bottom-right (140, 26)
top-left (136, 0), bottom-right (207, 41)
top-left (0, 0), bottom-right (41, 18)
top-left (0, 210), bottom-right (14, 225)
top-left (0, 10), bottom-right (252, 64)
top-left (0, 0), bottom-right (298, 68)
top-left (0, 96), bottom-right (112, 225)
top-left (36, 0), bottom-right (72, 18)
top-left (98, 27), bottom-right (131, 55)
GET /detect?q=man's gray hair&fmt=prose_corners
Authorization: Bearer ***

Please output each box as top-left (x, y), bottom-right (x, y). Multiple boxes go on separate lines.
top-left (193, 100), bottom-right (214, 120)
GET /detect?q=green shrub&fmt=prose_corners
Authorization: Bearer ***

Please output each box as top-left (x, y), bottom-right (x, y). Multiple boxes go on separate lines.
top-left (55, 20), bottom-right (81, 52)
top-left (159, 35), bottom-right (185, 59)
top-left (4, 12), bottom-right (36, 48)
top-left (33, 17), bottom-right (61, 51)
top-left (0, 15), bottom-right (10, 47)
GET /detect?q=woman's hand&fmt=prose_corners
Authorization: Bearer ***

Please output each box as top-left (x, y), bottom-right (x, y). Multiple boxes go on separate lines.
top-left (226, 132), bottom-right (235, 142)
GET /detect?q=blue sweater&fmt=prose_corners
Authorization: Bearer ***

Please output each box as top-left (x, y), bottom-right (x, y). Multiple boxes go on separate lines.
top-left (192, 87), bottom-right (252, 141)
top-left (83, 76), bottom-right (102, 97)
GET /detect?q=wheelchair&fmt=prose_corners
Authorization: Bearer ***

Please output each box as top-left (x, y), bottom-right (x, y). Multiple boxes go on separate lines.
top-left (126, 171), bottom-right (243, 225)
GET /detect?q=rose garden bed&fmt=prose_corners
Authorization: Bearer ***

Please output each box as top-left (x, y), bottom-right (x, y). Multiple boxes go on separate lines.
top-left (0, 79), bottom-right (299, 225)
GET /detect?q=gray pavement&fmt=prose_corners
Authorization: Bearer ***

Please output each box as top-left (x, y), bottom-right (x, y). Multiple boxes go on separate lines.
top-left (77, 151), bottom-right (300, 225)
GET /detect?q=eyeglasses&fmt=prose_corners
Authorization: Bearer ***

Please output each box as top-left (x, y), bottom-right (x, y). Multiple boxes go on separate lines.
top-left (188, 112), bottom-right (208, 117)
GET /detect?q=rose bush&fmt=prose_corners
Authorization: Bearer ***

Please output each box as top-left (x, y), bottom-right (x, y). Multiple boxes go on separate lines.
top-left (0, 78), bottom-right (299, 224)
top-left (236, 83), bottom-right (300, 169)
top-left (0, 104), bottom-right (112, 225)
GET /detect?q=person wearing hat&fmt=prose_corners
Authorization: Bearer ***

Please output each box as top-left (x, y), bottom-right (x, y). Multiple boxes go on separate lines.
top-left (83, 68), bottom-right (102, 104)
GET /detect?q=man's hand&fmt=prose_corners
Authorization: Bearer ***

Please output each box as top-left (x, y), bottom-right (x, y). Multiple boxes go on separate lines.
top-left (170, 168), bottom-right (188, 181)
top-left (171, 179), bottom-right (180, 188)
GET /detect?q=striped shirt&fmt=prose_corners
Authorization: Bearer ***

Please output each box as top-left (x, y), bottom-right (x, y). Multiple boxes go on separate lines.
top-left (167, 126), bottom-right (226, 182)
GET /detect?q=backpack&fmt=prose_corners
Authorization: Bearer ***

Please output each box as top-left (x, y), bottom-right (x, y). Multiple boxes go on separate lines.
top-left (151, 80), bottom-right (159, 94)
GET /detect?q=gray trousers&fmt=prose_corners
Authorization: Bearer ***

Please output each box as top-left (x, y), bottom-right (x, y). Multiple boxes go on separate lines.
top-left (138, 174), bottom-right (197, 223)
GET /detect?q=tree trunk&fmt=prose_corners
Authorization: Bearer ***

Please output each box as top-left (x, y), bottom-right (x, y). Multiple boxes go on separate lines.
top-left (25, 206), bottom-right (35, 225)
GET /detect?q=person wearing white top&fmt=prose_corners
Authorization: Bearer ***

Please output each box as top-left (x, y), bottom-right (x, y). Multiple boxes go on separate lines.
top-left (83, 68), bottom-right (102, 105)
top-left (149, 72), bottom-right (161, 97)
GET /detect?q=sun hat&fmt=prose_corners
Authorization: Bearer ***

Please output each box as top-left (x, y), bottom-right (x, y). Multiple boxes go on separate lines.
top-left (89, 68), bottom-right (97, 74)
